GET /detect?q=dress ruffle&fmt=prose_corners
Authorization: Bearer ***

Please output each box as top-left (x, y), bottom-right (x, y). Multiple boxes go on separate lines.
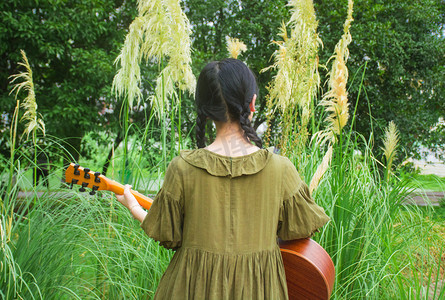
top-left (180, 148), bottom-right (272, 177)
top-left (278, 183), bottom-right (330, 240)
top-left (154, 246), bottom-right (288, 300)
top-left (141, 187), bottom-right (183, 250)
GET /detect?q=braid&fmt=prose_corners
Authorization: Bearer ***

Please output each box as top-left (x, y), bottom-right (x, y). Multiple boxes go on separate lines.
top-left (196, 111), bottom-right (207, 148)
top-left (239, 102), bottom-right (262, 148)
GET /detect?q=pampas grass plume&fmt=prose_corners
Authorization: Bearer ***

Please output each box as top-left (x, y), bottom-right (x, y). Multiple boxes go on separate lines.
top-left (113, 0), bottom-right (196, 118)
top-left (261, 0), bottom-right (321, 153)
top-left (309, 145), bottom-right (333, 194)
top-left (226, 37), bottom-right (247, 59)
top-left (9, 50), bottom-right (45, 140)
top-left (381, 121), bottom-right (399, 174)
top-left (316, 0), bottom-right (353, 145)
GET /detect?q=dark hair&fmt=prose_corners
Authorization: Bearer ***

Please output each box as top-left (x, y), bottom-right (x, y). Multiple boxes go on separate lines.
top-left (195, 58), bottom-right (262, 149)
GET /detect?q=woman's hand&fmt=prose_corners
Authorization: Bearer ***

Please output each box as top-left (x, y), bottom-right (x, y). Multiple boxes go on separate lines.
top-left (116, 184), bottom-right (147, 223)
top-left (116, 184), bottom-right (140, 211)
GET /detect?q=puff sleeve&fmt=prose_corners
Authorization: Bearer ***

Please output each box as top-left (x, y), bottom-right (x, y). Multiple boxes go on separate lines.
top-left (141, 157), bottom-right (183, 250)
top-left (277, 159), bottom-right (330, 240)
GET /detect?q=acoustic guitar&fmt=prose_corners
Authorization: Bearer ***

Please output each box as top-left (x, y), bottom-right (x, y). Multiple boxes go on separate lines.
top-left (65, 163), bottom-right (335, 299)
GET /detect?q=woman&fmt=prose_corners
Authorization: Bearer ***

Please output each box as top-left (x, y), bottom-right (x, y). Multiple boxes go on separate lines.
top-left (117, 58), bottom-right (329, 299)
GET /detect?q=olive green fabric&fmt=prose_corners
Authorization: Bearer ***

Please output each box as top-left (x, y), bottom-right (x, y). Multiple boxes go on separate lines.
top-left (141, 148), bottom-right (330, 300)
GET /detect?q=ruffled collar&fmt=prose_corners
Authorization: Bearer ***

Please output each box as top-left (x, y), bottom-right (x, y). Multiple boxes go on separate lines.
top-left (180, 148), bottom-right (273, 177)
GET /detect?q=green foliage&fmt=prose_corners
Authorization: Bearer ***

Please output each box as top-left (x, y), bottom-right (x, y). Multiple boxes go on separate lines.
top-left (0, 0), bottom-right (138, 161)
top-left (404, 173), bottom-right (445, 192)
top-left (2, 0), bottom-right (443, 166)
top-left (1, 1), bottom-right (444, 299)
top-left (420, 205), bottom-right (445, 220)
top-left (314, 0), bottom-right (445, 160)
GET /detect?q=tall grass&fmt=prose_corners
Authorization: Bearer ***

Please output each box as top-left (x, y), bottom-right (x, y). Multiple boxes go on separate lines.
top-left (264, 0), bottom-right (444, 298)
top-left (112, 0), bottom-right (195, 179)
top-left (280, 124), bottom-right (444, 298)
top-left (10, 50), bottom-right (46, 191)
top-left (0, 184), bottom-right (172, 299)
top-left (262, 0), bottom-right (321, 158)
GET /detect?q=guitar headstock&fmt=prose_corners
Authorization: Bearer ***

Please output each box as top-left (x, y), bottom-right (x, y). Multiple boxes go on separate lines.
top-left (65, 163), bottom-right (108, 195)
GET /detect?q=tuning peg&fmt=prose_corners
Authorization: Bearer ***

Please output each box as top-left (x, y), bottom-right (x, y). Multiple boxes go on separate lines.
top-left (79, 182), bottom-right (88, 192)
top-left (94, 172), bottom-right (101, 183)
top-left (74, 164), bottom-right (80, 175)
top-left (89, 185), bottom-right (99, 195)
top-left (70, 178), bottom-right (79, 189)
top-left (83, 168), bottom-right (91, 179)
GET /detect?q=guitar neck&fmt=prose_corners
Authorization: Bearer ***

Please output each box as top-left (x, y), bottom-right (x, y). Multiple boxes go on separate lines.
top-left (106, 180), bottom-right (153, 210)
top-left (65, 163), bottom-right (153, 210)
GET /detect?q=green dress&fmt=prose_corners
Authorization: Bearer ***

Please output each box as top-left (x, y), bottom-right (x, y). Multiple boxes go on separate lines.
top-left (141, 148), bottom-right (330, 300)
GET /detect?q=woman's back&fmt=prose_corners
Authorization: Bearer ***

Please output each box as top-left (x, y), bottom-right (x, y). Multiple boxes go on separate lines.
top-left (118, 59), bottom-right (329, 299)
top-left (141, 148), bottom-right (329, 299)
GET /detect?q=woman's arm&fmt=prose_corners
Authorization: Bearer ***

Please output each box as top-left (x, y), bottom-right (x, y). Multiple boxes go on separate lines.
top-left (116, 184), bottom-right (148, 223)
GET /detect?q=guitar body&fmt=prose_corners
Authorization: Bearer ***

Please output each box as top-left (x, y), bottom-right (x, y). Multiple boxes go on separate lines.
top-left (66, 164), bottom-right (335, 299)
top-left (280, 239), bottom-right (335, 300)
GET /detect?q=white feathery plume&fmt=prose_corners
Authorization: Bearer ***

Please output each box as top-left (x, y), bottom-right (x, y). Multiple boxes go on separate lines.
top-left (315, 0), bottom-right (353, 145)
top-left (226, 36), bottom-right (247, 59)
top-left (309, 145), bottom-right (333, 194)
top-left (9, 50), bottom-right (45, 140)
top-left (381, 121), bottom-right (399, 176)
top-left (113, 0), bottom-right (196, 118)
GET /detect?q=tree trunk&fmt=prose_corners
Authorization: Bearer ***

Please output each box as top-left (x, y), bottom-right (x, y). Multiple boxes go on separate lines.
top-left (102, 132), bottom-right (123, 176)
